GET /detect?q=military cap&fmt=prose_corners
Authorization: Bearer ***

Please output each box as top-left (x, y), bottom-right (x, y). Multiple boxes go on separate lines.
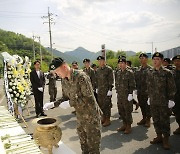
top-left (118, 55), bottom-right (126, 59)
top-left (83, 58), bottom-right (90, 63)
top-left (50, 57), bottom-right (64, 70)
top-left (118, 58), bottom-right (126, 63)
top-left (126, 60), bottom-right (132, 66)
top-left (97, 56), bottom-right (105, 60)
top-left (139, 53), bottom-right (148, 58)
top-left (72, 61), bottom-right (78, 65)
top-left (163, 58), bottom-right (171, 64)
top-left (172, 55), bottom-right (180, 61)
top-left (152, 52), bottom-right (164, 59)
top-left (91, 63), bottom-right (97, 68)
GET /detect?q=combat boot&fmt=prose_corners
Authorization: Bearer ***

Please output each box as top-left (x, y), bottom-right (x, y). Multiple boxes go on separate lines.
top-left (124, 124), bottom-right (132, 134)
top-left (144, 118), bottom-right (151, 128)
top-left (163, 136), bottom-right (170, 150)
top-left (117, 123), bottom-right (126, 132)
top-left (101, 116), bottom-right (106, 124)
top-left (173, 127), bottom-right (180, 135)
top-left (150, 134), bottom-right (163, 144)
top-left (102, 117), bottom-right (111, 127)
top-left (137, 118), bottom-right (146, 125)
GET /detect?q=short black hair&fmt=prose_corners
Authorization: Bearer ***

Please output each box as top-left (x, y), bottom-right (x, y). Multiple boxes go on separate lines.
top-left (34, 60), bottom-right (41, 65)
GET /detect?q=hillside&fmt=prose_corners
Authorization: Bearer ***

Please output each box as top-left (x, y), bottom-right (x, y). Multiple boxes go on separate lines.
top-left (0, 29), bottom-right (52, 71)
top-left (65, 47), bottom-right (101, 62)
top-left (46, 48), bottom-right (81, 64)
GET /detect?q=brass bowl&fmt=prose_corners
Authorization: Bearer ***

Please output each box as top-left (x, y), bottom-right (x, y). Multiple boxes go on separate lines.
top-left (33, 117), bottom-right (62, 154)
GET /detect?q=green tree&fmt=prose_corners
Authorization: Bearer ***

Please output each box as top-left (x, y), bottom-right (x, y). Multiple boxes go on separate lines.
top-left (116, 50), bottom-right (126, 58)
top-left (106, 58), bottom-right (118, 70)
top-left (106, 50), bottom-right (115, 59)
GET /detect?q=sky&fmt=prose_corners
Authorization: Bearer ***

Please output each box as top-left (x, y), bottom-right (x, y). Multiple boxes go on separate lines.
top-left (0, 0), bottom-right (180, 53)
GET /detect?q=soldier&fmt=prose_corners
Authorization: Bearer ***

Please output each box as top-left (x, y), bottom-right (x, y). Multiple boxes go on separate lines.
top-left (71, 61), bottom-right (79, 70)
top-left (126, 60), bottom-right (139, 110)
top-left (96, 56), bottom-right (114, 127)
top-left (71, 61), bottom-right (79, 114)
top-left (91, 63), bottom-right (97, 72)
top-left (115, 57), bottom-right (136, 134)
top-left (172, 55), bottom-right (180, 134)
top-left (83, 59), bottom-right (96, 91)
top-left (136, 53), bottom-right (152, 127)
top-left (162, 58), bottom-right (174, 70)
top-left (147, 52), bottom-right (176, 150)
top-left (43, 57), bottom-right (101, 154)
top-left (47, 69), bottom-right (57, 102)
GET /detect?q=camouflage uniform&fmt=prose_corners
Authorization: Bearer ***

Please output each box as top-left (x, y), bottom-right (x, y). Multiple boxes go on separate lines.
top-left (135, 65), bottom-right (152, 120)
top-left (96, 65), bottom-right (114, 118)
top-left (115, 67), bottom-right (136, 125)
top-left (47, 72), bottom-right (57, 102)
top-left (54, 69), bottom-right (101, 154)
top-left (147, 67), bottom-right (176, 137)
top-left (164, 65), bottom-right (175, 71)
top-left (172, 68), bottom-right (180, 128)
top-left (83, 67), bottom-right (96, 90)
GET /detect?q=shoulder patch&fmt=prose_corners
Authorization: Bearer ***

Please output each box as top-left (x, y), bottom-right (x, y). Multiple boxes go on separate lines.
top-left (79, 75), bottom-right (86, 84)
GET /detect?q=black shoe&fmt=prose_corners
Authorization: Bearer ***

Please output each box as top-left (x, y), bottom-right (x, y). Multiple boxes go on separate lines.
top-left (72, 111), bottom-right (76, 115)
top-left (40, 113), bottom-right (47, 116)
top-left (36, 113), bottom-right (41, 118)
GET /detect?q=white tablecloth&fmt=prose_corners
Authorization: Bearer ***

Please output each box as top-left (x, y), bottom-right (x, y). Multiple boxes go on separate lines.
top-left (0, 106), bottom-right (75, 154)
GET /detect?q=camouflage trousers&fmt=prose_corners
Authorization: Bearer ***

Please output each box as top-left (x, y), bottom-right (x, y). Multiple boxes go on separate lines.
top-left (97, 93), bottom-right (112, 118)
top-left (137, 94), bottom-right (151, 118)
top-left (151, 105), bottom-right (170, 136)
top-left (77, 120), bottom-right (101, 154)
top-left (49, 87), bottom-right (57, 102)
top-left (117, 95), bottom-right (133, 124)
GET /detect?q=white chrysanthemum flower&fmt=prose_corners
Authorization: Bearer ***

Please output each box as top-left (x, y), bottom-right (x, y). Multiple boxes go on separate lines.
top-left (8, 75), bottom-right (11, 78)
top-left (14, 91), bottom-right (17, 94)
top-left (12, 86), bottom-right (15, 90)
top-left (16, 93), bottom-right (19, 97)
top-left (9, 89), bottom-right (12, 92)
top-left (9, 82), bottom-right (12, 86)
top-left (21, 103), bottom-right (25, 108)
top-left (10, 94), bottom-right (14, 97)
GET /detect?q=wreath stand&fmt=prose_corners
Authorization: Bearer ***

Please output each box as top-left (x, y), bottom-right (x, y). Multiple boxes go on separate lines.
top-left (14, 104), bottom-right (28, 128)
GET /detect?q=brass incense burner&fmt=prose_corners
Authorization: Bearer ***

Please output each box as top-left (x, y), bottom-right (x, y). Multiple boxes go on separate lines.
top-left (33, 117), bottom-right (62, 154)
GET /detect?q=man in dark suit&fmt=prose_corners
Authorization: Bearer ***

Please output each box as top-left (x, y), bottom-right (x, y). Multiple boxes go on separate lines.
top-left (30, 60), bottom-right (47, 118)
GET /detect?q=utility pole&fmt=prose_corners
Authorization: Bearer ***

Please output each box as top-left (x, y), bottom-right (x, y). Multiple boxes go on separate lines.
top-left (152, 42), bottom-right (154, 55)
top-left (37, 36), bottom-right (42, 64)
top-left (42, 7), bottom-right (57, 61)
top-left (32, 34), bottom-right (36, 61)
top-left (101, 44), bottom-right (106, 61)
top-left (146, 42), bottom-right (154, 57)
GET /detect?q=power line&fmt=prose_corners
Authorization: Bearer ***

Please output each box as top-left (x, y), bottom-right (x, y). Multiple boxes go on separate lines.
top-left (0, 11), bottom-right (46, 14)
top-left (57, 17), bottom-right (178, 45)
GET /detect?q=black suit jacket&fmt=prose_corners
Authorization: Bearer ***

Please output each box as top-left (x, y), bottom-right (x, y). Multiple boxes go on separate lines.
top-left (30, 70), bottom-right (45, 92)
